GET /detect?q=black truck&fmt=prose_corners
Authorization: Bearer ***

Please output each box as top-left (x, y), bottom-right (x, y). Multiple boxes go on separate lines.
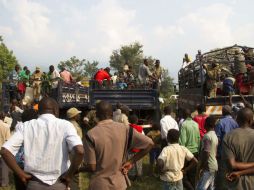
top-left (2, 80), bottom-right (161, 123)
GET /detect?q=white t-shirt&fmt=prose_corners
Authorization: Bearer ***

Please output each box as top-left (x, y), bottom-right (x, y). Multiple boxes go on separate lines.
top-left (160, 115), bottom-right (179, 140)
top-left (158, 143), bottom-right (194, 182)
top-left (3, 114), bottom-right (82, 185)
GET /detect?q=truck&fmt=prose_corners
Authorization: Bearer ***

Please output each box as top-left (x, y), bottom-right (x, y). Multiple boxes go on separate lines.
top-left (178, 45), bottom-right (254, 115)
top-left (1, 80), bottom-right (161, 124)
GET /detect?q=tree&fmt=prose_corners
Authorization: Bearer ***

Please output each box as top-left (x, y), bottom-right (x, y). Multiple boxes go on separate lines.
top-left (83, 61), bottom-right (99, 78)
top-left (160, 69), bottom-right (175, 97)
top-left (0, 36), bottom-right (19, 81)
top-left (58, 56), bottom-right (99, 80)
top-left (109, 42), bottom-right (144, 75)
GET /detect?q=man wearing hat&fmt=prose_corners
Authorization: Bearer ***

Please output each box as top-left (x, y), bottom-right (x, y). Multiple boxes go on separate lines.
top-left (153, 60), bottom-right (162, 88)
top-left (67, 108), bottom-right (83, 139)
top-left (67, 107), bottom-right (83, 190)
top-left (203, 61), bottom-right (221, 97)
top-left (31, 67), bottom-right (43, 101)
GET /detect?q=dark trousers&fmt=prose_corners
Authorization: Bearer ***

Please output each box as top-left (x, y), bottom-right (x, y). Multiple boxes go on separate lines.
top-left (183, 152), bottom-right (198, 190)
top-left (13, 173), bottom-right (26, 190)
top-left (26, 178), bottom-right (66, 190)
top-left (0, 158), bottom-right (9, 187)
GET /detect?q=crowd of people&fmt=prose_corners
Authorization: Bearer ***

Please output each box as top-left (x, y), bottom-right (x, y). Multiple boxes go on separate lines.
top-left (94, 59), bottom-right (162, 89)
top-left (0, 94), bottom-right (254, 190)
top-left (181, 47), bottom-right (254, 97)
top-left (7, 64), bottom-right (73, 106)
top-left (6, 59), bottom-right (162, 113)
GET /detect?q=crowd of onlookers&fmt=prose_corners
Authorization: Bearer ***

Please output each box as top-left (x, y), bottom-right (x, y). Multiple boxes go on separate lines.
top-left (0, 94), bottom-right (254, 190)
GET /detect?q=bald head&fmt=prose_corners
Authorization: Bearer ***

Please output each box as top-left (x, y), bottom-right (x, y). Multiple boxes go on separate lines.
top-left (96, 101), bottom-right (113, 121)
top-left (237, 108), bottom-right (253, 127)
top-left (38, 97), bottom-right (59, 117)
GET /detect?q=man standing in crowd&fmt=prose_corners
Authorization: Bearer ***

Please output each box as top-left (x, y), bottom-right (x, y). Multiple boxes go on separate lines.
top-left (234, 49), bottom-right (247, 94)
top-left (67, 107), bottom-right (83, 190)
top-left (215, 105), bottom-right (239, 190)
top-left (160, 106), bottom-right (179, 148)
top-left (60, 67), bottom-right (73, 84)
top-left (138, 59), bottom-right (153, 86)
top-left (67, 107), bottom-right (83, 140)
top-left (223, 108), bottom-right (254, 189)
top-left (179, 108), bottom-right (200, 190)
top-left (153, 60), bottom-right (162, 88)
top-left (196, 116), bottom-right (218, 190)
top-left (113, 104), bottom-right (130, 126)
top-left (31, 67), bottom-right (43, 101)
top-left (80, 101), bottom-right (154, 190)
top-left (215, 105), bottom-right (239, 159)
top-left (193, 104), bottom-right (207, 139)
top-left (0, 112), bottom-right (11, 187)
top-left (1, 97), bottom-right (84, 189)
top-left (203, 62), bottom-right (220, 98)
top-left (48, 65), bottom-right (60, 89)
top-left (182, 53), bottom-right (192, 68)
top-left (8, 65), bottom-right (21, 100)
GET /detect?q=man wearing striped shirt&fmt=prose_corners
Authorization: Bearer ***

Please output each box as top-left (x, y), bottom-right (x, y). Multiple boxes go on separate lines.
top-left (1, 97), bottom-right (84, 190)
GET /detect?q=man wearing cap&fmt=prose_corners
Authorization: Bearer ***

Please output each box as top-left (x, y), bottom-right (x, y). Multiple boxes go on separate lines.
top-left (31, 67), bottom-right (43, 101)
top-left (67, 107), bottom-right (83, 190)
top-left (203, 62), bottom-right (221, 97)
top-left (153, 60), bottom-right (162, 88)
top-left (215, 105), bottom-right (239, 189)
top-left (153, 60), bottom-right (162, 79)
top-left (67, 108), bottom-right (83, 139)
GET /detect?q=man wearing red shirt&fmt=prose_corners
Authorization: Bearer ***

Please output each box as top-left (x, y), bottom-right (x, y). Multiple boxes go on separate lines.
top-left (128, 114), bottom-right (144, 180)
top-left (94, 67), bottom-right (111, 85)
top-left (193, 104), bottom-right (208, 139)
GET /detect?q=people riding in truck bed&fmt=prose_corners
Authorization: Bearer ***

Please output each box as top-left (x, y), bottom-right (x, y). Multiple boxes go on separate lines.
top-left (60, 67), bottom-right (73, 84)
top-left (94, 67), bottom-right (111, 87)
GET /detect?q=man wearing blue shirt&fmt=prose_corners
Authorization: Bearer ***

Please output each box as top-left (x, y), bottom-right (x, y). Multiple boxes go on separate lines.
top-left (215, 105), bottom-right (239, 190)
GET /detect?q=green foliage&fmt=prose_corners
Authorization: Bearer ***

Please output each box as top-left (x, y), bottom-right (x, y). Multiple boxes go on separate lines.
top-left (58, 56), bottom-right (99, 80)
top-left (160, 69), bottom-right (175, 99)
top-left (109, 42), bottom-right (144, 75)
top-left (0, 36), bottom-right (19, 81)
top-left (83, 60), bottom-right (99, 78)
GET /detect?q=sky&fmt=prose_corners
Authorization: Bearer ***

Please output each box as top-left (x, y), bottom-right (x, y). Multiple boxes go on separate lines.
top-left (1, 0), bottom-right (254, 80)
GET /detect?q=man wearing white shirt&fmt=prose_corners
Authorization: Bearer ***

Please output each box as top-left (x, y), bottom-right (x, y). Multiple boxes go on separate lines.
top-left (49, 65), bottom-right (60, 89)
top-left (1, 97), bottom-right (84, 190)
top-left (160, 106), bottom-right (179, 148)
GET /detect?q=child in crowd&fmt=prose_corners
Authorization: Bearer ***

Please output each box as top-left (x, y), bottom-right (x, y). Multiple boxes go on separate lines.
top-left (157, 129), bottom-right (198, 190)
top-left (196, 116), bottom-right (218, 190)
top-left (147, 123), bottom-right (161, 175)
